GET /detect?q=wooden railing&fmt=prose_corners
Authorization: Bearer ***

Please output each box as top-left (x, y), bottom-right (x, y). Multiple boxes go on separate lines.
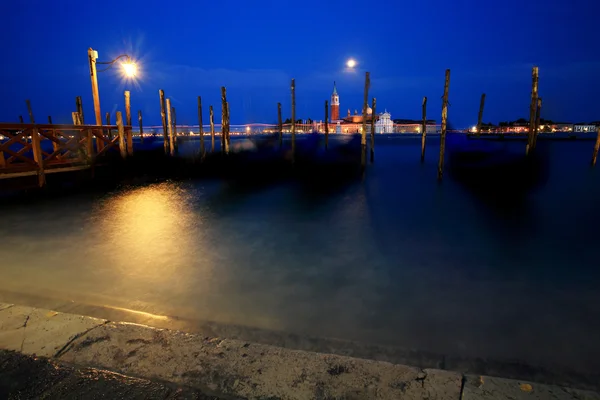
top-left (0, 123), bottom-right (132, 186)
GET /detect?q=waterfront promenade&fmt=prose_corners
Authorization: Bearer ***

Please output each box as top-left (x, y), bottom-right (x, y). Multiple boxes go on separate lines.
top-left (1, 303), bottom-right (599, 400)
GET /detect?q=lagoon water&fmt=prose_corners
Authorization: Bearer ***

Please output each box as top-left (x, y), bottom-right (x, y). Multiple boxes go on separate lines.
top-left (1, 135), bottom-right (599, 376)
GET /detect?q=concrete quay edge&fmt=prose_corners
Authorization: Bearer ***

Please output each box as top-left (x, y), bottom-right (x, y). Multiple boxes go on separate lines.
top-left (1, 302), bottom-right (598, 400)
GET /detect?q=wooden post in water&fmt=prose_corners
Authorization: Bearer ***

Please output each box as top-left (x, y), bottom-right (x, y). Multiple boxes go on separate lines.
top-left (225, 102), bottom-right (230, 152)
top-left (226, 102), bottom-right (231, 150)
top-left (106, 112), bottom-right (112, 140)
top-left (421, 96), bottom-right (428, 162)
top-left (361, 72), bottom-right (370, 169)
top-left (291, 79), bottom-right (296, 163)
top-left (159, 89), bottom-right (169, 154)
top-left (438, 69), bottom-right (451, 181)
top-left (198, 96), bottom-right (204, 157)
top-left (171, 106), bottom-right (178, 153)
top-left (221, 87), bottom-right (229, 154)
top-left (76, 96), bottom-right (84, 124)
top-left (71, 112), bottom-right (82, 125)
top-left (138, 110), bottom-right (144, 144)
top-left (325, 100), bottom-right (329, 151)
top-left (126, 116), bottom-right (134, 157)
top-left (277, 102), bottom-right (283, 148)
top-left (124, 91), bottom-right (132, 126)
top-left (476, 93), bottom-right (486, 137)
top-left (592, 126), bottom-right (600, 166)
top-left (116, 111), bottom-right (127, 159)
top-left (527, 66), bottom-right (539, 156)
top-left (533, 97), bottom-right (542, 151)
top-left (209, 105), bottom-right (215, 153)
top-left (370, 98), bottom-right (376, 163)
top-left (26, 100), bottom-right (45, 187)
top-left (166, 99), bottom-right (175, 156)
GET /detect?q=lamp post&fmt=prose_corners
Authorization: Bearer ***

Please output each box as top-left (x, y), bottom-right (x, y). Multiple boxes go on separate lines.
top-left (87, 47), bottom-right (137, 126)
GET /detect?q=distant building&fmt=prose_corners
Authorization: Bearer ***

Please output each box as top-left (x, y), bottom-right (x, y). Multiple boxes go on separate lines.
top-left (375, 111), bottom-right (394, 133)
top-left (574, 124), bottom-right (597, 133)
top-left (394, 119), bottom-right (438, 134)
top-left (331, 82), bottom-right (340, 121)
top-left (329, 82), bottom-right (378, 134)
top-left (327, 82), bottom-right (437, 134)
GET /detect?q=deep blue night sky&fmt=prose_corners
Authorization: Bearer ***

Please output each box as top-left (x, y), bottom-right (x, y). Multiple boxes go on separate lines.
top-left (1, 0), bottom-right (599, 128)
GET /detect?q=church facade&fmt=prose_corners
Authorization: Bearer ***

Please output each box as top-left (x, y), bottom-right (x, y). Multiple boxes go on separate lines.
top-left (329, 82), bottom-right (393, 134)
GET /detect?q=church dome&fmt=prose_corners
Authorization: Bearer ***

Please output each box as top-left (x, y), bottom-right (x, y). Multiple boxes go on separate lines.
top-left (366, 106), bottom-right (372, 115)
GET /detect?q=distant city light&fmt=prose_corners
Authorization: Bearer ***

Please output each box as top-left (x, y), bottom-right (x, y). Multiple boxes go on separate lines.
top-left (470, 126), bottom-right (477, 133)
top-left (346, 59), bottom-right (357, 69)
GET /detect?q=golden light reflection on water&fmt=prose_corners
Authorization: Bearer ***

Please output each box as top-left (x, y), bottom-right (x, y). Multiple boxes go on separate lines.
top-left (87, 182), bottom-right (215, 312)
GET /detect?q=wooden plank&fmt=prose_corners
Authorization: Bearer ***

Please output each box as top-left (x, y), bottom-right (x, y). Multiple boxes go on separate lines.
top-left (0, 165), bottom-right (91, 180)
top-left (95, 136), bottom-right (120, 157)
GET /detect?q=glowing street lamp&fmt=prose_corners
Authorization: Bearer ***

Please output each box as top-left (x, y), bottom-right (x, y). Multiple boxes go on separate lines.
top-left (87, 47), bottom-right (138, 126)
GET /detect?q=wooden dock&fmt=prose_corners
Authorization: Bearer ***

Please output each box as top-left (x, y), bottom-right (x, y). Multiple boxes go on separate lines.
top-left (0, 122), bottom-right (132, 186)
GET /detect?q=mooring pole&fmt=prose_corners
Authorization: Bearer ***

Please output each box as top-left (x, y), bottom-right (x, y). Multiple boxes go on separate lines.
top-left (421, 96), bottom-right (428, 162)
top-left (76, 96), bottom-right (84, 124)
top-left (221, 87), bottom-right (229, 154)
top-left (533, 97), bottom-right (542, 151)
top-left (527, 66), bottom-right (539, 156)
top-left (325, 100), bottom-right (329, 151)
top-left (166, 99), bottom-right (175, 156)
top-left (291, 79), bottom-right (296, 164)
top-left (226, 102), bottom-right (231, 152)
top-left (592, 126), bottom-right (600, 166)
top-left (370, 97), bottom-right (376, 163)
top-left (476, 93), bottom-right (486, 137)
top-left (438, 69), bottom-right (451, 181)
top-left (116, 111), bottom-right (127, 159)
top-left (124, 91), bottom-right (132, 127)
top-left (198, 96), bottom-right (204, 157)
top-left (361, 72), bottom-right (370, 169)
top-left (138, 110), bottom-right (144, 144)
top-left (159, 89), bottom-right (169, 154)
top-left (277, 102), bottom-right (283, 148)
top-left (171, 106), bottom-right (178, 153)
top-left (105, 112), bottom-right (112, 140)
top-left (26, 99), bottom-right (45, 187)
top-left (209, 105), bottom-right (215, 153)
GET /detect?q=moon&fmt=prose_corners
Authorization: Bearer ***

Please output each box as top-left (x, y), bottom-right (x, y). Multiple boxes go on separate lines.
top-left (346, 58), bottom-right (357, 68)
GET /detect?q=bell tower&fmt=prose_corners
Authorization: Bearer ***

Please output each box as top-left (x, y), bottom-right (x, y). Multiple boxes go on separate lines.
top-left (330, 81), bottom-right (340, 122)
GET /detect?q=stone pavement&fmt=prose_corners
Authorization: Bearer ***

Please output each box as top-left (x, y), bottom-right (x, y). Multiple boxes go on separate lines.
top-left (0, 349), bottom-right (224, 399)
top-left (0, 302), bottom-right (598, 400)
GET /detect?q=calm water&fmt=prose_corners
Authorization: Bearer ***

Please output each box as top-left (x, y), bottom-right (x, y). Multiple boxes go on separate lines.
top-left (1, 136), bottom-right (600, 374)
